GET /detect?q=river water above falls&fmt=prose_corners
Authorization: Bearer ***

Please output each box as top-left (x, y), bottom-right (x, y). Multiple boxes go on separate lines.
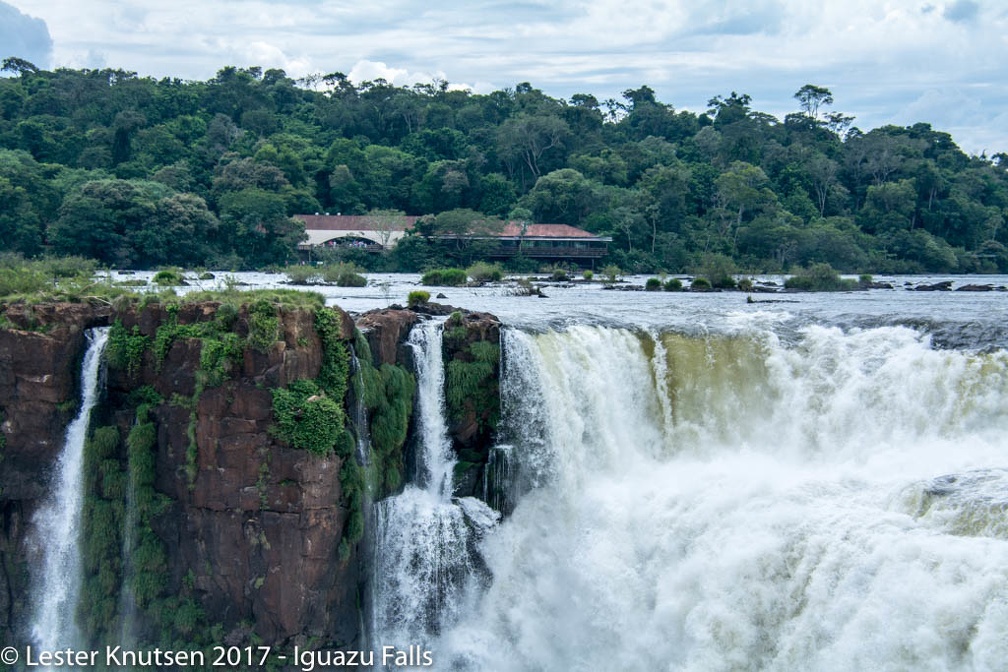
top-left (110, 271), bottom-right (1008, 350)
top-left (114, 272), bottom-right (1008, 670)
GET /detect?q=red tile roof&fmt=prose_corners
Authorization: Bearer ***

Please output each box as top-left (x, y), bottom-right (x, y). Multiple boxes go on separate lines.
top-left (498, 223), bottom-right (598, 238)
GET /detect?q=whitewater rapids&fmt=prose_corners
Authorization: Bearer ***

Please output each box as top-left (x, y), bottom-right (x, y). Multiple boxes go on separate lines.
top-left (429, 323), bottom-right (1008, 671)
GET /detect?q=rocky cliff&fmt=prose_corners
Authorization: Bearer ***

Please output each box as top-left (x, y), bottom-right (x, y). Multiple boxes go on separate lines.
top-left (0, 297), bottom-right (504, 653)
top-left (356, 306), bottom-right (503, 499)
top-left (0, 297), bottom-right (368, 652)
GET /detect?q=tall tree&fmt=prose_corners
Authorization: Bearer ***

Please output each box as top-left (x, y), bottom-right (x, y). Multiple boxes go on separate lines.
top-left (794, 84), bottom-right (833, 121)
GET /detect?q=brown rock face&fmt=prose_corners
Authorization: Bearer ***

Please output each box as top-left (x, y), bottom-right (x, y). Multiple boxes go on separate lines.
top-left (147, 378), bottom-right (357, 646)
top-left (0, 301), bottom-right (362, 649)
top-left (356, 308), bottom-right (421, 366)
top-left (108, 302), bottom-right (358, 648)
top-left (0, 303), bottom-right (111, 479)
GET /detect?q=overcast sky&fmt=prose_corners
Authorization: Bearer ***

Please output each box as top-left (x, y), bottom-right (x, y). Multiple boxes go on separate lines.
top-left (3, 0), bottom-right (1006, 155)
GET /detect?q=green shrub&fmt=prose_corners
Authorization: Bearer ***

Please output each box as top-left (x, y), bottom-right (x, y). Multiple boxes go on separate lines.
top-left (421, 268), bottom-right (468, 286)
top-left (467, 261), bottom-right (504, 283)
top-left (126, 385), bottom-right (162, 409)
top-left (407, 290), bottom-right (430, 307)
top-left (152, 269), bottom-right (185, 286)
top-left (215, 301), bottom-right (239, 331)
top-left (690, 278), bottom-right (712, 291)
top-left (550, 266), bottom-right (570, 281)
top-left (603, 264), bottom-right (621, 284)
top-left (106, 320), bottom-right (149, 377)
top-left (664, 278), bottom-right (683, 292)
top-left (284, 264), bottom-right (323, 285)
top-left (784, 263), bottom-right (858, 292)
top-left (737, 277), bottom-right (754, 292)
top-left (582, 270), bottom-right (594, 281)
top-left (445, 340), bottom-right (500, 429)
top-left (40, 256), bottom-right (98, 278)
top-left (0, 264), bottom-right (50, 297)
top-left (271, 379), bottom-right (346, 455)
top-left (199, 332), bottom-right (243, 386)
top-left (356, 352), bottom-right (412, 495)
top-left (151, 305), bottom-right (204, 371)
top-left (697, 253), bottom-right (737, 289)
top-left (645, 277), bottom-right (662, 291)
top-left (0, 254), bottom-right (121, 302)
top-left (314, 306), bottom-right (350, 400)
top-left (323, 262), bottom-right (367, 287)
top-left (247, 299), bottom-right (280, 352)
top-left (79, 424), bottom-right (125, 642)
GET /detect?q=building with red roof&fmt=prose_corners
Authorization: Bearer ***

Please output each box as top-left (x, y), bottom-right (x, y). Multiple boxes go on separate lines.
top-left (297, 215), bottom-right (611, 262)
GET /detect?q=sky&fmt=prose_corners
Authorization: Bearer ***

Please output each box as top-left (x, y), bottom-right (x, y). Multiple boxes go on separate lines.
top-left (3, 0), bottom-right (1006, 155)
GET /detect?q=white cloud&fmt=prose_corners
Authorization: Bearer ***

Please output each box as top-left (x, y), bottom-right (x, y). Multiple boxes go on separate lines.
top-left (347, 60), bottom-right (412, 85)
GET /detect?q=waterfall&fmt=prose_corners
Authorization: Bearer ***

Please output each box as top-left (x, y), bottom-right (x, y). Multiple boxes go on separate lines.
top-left (493, 330), bottom-right (553, 498)
top-left (407, 318), bottom-right (454, 497)
top-left (372, 319), bottom-right (498, 655)
top-left (433, 324), bottom-right (1008, 671)
top-left (29, 326), bottom-right (110, 652)
top-left (351, 350), bottom-right (371, 467)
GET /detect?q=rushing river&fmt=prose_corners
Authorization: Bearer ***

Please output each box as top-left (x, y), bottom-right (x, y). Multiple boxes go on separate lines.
top-left (111, 271), bottom-right (1008, 670)
top-left (110, 270), bottom-right (1008, 350)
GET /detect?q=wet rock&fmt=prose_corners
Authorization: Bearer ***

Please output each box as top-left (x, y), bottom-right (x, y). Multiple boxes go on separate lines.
top-left (355, 308), bottom-right (420, 366)
top-left (410, 301), bottom-right (458, 316)
top-left (912, 281), bottom-right (953, 291)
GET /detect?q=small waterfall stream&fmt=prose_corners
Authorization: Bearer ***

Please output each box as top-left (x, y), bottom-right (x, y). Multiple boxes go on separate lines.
top-left (371, 319), bottom-right (497, 658)
top-left (28, 326), bottom-right (110, 652)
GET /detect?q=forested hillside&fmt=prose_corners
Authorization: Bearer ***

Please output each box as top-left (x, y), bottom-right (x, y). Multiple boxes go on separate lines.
top-left (2, 58), bottom-right (1006, 273)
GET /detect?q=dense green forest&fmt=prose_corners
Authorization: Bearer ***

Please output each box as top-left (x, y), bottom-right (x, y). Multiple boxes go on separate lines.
top-left (2, 57), bottom-right (1007, 274)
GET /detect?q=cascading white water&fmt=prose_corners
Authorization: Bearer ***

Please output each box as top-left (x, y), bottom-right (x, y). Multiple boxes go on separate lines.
top-left (480, 329), bottom-right (556, 514)
top-left (435, 323), bottom-right (1008, 671)
top-left (409, 319), bottom-right (454, 497)
top-left (29, 326), bottom-right (110, 652)
top-left (373, 319), bottom-right (497, 652)
top-left (351, 351), bottom-right (372, 467)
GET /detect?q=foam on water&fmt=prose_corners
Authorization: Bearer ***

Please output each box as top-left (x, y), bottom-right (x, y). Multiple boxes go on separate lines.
top-left (435, 323), bottom-right (1008, 671)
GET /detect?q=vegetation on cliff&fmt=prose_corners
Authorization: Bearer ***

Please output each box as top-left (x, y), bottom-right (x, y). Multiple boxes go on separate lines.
top-left (79, 399), bottom-right (210, 658)
top-left (79, 425), bottom-right (127, 641)
top-left (441, 311), bottom-right (502, 495)
top-left (352, 332), bottom-right (415, 497)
